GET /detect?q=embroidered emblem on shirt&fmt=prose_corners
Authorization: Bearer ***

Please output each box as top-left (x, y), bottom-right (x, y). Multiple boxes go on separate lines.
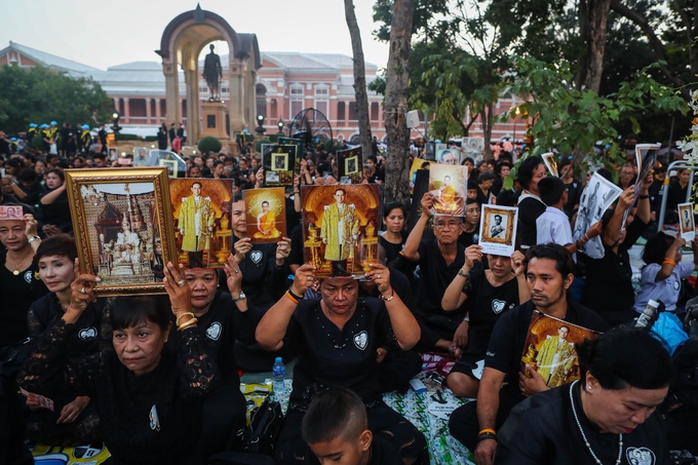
top-left (250, 250), bottom-right (263, 264)
top-left (473, 234), bottom-right (479, 244)
top-left (24, 271), bottom-right (33, 284)
top-left (626, 446), bottom-right (655, 465)
top-left (674, 281), bottom-right (680, 291)
top-left (206, 321), bottom-right (222, 341)
top-left (353, 330), bottom-right (368, 350)
top-left (78, 327), bottom-right (97, 340)
top-left (491, 299), bottom-right (506, 314)
top-left (149, 404), bottom-right (160, 431)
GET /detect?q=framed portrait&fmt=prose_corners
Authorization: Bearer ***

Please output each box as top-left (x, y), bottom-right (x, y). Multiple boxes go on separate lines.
top-left (159, 159), bottom-right (178, 178)
top-left (429, 164), bottom-right (467, 216)
top-left (262, 144), bottom-right (296, 186)
top-left (337, 147), bottom-right (363, 184)
top-left (133, 147), bottom-right (150, 166)
top-left (520, 311), bottom-right (600, 389)
top-left (278, 136), bottom-right (305, 174)
top-left (678, 202), bottom-right (695, 241)
top-left (573, 172), bottom-right (622, 259)
top-left (301, 184), bottom-right (381, 278)
top-left (244, 187), bottom-right (287, 243)
top-left (478, 204), bottom-right (518, 256)
top-left (108, 147), bottom-right (118, 161)
top-left (170, 178), bottom-right (233, 268)
top-left (541, 152), bottom-right (558, 177)
top-left (65, 167), bottom-right (177, 296)
top-left (272, 153), bottom-right (288, 171)
top-left (635, 143), bottom-right (660, 175)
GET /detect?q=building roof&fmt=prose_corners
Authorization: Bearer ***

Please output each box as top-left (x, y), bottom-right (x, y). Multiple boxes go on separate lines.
top-left (0, 41), bottom-right (103, 77)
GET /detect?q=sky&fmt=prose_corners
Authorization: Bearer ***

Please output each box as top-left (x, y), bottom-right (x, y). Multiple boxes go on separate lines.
top-left (0, 0), bottom-right (390, 71)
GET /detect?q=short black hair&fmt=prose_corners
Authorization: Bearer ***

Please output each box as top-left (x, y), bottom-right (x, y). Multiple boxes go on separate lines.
top-left (18, 168), bottom-right (38, 183)
top-left (302, 388), bottom-right (367, 445)
top-left (212, 160), bottom-right (224, 168)
top-left (111, 295), bottom-right (172, 332)
top-left (477, 171), bottom-right (496, 183)
top-left (538, 176), bottom-right (566, 206)
top-left (35, 234), bottom-right (77, 263)
top-left (45, 168), bottom-right (65, 182)
top-left (577, 327), bottom-right (673, 390)
top-left (524, 243), bottom-right (575, 278)
top-left (642, 232), bottom-right (674, 265)
top-left (383, 201), bottom-right (406, 220)
top-left (517, 156), bottom-right (543, 190)
top-left (466, 197), bottom-right (480, 207)
top-left (467, 179), bottom-right (478, 190)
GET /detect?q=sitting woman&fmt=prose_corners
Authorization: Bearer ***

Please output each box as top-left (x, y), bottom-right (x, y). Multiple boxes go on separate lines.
top-left (256, 263), bottom-right (429, 464)
top-left (39, 169), bottom-right (73, 236)
top-left (18, 262), bottom-right (215, 465)
top-left (443, 246), bottom-right (529, 398)
top-left (634, 232), bottom-right (698, 314)
top-left (495, 327), bottom-right (673, 464)
top-left (23, 234), bottom-right (109, 446)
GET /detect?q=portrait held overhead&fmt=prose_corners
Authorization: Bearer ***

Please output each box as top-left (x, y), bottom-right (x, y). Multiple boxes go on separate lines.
top-left (2, 1), bottom-right (698, 464)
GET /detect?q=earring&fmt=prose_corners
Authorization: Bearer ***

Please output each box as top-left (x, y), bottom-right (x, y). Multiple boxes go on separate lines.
top-left (587, 386), bottom-right (592, 392)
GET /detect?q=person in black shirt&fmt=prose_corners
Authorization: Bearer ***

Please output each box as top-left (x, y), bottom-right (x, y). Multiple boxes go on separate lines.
top-left (403, 192), bottom-right (468, 353)
top-left (256, 264), bottom-right (427, 465)
top-left (476, 171), bottom-right (496, 206)
top-left (495, 327), bottom-right (672, 465)
top-left (302, 388), bottom-right (402, 465)
top-left (157, 124), bottom-right (169, 150)
top-left (516, 156), bottom-right (547, 250)
top-left (559, 158), bottom-right (583, 220)
top-left (448, 244), bottom-right (608, 465)
top-left (443, 246), bottom-right (528, 398)
top-left (581, 173), bottom-right (652, 327)
top-left (458, 198), bottom-right (481, 249)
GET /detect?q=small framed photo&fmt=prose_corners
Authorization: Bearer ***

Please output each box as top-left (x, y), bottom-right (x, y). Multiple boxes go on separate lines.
top-left (541, 152), bottom-right (558, 177)
top-left (273, 153), bottom-right (288, 171)
top-left (108, 148), bottom-right (118, 161)
top-left (159, 159), bottom-right (178, 178)
top-left (64, 167), bottom-right (177, 296)
top-left (244, 187), bottom-right (287, 243)
top-left (133, 147), bottom-right (150, 166)
top-left (337, 147), bottom-right (363, 184)
top-left (478, 204), bottom-right (518, 256)
top-left (345, 156), bottom-right (359, 175)
top-left (429, 163), bottom-right (467, 216)
top-left (678, 202), bottom-right (695, 241)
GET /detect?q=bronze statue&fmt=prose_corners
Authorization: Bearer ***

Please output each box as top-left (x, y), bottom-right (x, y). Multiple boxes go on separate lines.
top-left (203, 44), bottom-right (222, 101)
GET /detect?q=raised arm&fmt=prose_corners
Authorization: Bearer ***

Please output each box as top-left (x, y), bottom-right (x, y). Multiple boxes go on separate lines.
top-left (402, 192), bottom-right (434, 261)
top-left (256, 264), bottom-right (316, 351)
top-left (602, 187), bottom-right (635, 246)
top-left (511, 250), bottom-right (530, 304)
top-left (365, 263), bottom-right (420, 349)
top-left (442, 245), bottom-right (483, 311)
top-left (635, 169), bottom-right (653, 224)
top-left (40, 182), bottom-right (66, 206)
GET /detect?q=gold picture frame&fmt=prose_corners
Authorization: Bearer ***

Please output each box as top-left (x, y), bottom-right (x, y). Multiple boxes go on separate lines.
top-left (65, 167), bottom-right (177, 296)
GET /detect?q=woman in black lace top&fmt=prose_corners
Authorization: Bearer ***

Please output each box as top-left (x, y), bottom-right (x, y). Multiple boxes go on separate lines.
top-left (18, 262), bottom-right (216, 465)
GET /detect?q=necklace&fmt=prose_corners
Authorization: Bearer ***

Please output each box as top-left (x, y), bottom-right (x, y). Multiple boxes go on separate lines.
top-left (7, 251), bottom-right (33, 276)
top-left (569, 380), bottom-right (623, 465)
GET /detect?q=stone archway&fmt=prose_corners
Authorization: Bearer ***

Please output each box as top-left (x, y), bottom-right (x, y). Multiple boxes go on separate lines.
top-left (157, 4), bottom-right (261, 144)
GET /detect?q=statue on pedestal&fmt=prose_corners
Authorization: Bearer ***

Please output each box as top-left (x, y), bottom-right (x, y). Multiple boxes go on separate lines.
top-left (203, 44), bottom-right (222, 101)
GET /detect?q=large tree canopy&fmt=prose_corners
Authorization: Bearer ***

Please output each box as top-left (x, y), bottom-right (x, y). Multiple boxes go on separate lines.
top-left (0, 65), bottom-right (113, 134)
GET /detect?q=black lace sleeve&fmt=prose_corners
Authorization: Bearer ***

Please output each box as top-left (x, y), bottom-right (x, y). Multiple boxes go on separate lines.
top-left (26, 303), bottom-right (44, 339)
top-left (176, 325), bottom-right (216, 399)
top-left (17, 318), bottom-right (102, 397)
top-left (98, 298), bottom-right (114, 352)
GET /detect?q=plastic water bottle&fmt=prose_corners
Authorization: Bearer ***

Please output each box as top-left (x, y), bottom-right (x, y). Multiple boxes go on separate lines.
top-left (272, 357), bottom-right (286, 396)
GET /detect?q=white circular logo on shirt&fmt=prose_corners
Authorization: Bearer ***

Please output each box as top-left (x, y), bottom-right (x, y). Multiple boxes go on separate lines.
top-left (626, 446), bottom-right (655, 465)
top-left (206, 321), bottom-right (222, 341)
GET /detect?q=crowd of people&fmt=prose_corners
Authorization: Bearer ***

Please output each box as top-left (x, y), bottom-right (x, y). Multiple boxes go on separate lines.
top-left (0, 128), bottom-right (696, 465)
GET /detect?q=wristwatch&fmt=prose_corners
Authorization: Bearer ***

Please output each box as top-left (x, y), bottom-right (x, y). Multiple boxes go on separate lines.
top-left (232, 291), bottom-right (247, 302)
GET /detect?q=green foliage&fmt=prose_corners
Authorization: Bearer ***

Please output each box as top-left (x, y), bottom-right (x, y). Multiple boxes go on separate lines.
top-left (0, 64), bottom-right (113, 133)
top-left (501, 57), bottom-right (689, 188)
top-left (254, 138), bottom-right (272, 153)
top-left (198, 136), bottom-right (222, 154)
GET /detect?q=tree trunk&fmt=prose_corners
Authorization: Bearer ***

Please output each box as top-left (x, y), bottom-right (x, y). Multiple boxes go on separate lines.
top-left (384, 0), bottom-right (415, 205)
top-left (344, 0), bottom-right (373, 160)
top-left (480, 105), bottom-right (494, 159)
top-left (584, 0), bottom-right (611, 93)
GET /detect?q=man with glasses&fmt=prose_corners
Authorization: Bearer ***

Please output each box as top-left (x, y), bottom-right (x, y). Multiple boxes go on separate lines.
top-left (403, 192), bottom-right (469, 352)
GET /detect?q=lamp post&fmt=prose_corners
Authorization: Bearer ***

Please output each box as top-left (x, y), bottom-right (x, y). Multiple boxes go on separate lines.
top-left (255, 114), bottom-right (266, 135)
top-left (513, 106), bottom-right (520, 143)
top-left (277, 119), bottom-right (284, 134)
top-left (111, 111), bottom-right (122, 134)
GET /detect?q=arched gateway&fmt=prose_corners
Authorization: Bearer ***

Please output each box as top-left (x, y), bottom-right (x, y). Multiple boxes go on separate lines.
top-left (157, 4), bottom-right (261, 144)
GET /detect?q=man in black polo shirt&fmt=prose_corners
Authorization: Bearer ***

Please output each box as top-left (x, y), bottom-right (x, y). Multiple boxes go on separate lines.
top-left (448, 244), bottom-right (608, 465)
top-left (403, 192), bottom-right (468, 353)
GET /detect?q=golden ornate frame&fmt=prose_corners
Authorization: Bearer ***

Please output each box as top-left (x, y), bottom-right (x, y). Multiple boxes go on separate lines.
top-left (65, 167), bottom-right (177, 296)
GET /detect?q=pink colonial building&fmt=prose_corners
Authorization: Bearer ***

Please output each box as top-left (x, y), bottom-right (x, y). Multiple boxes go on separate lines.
top-left (0, 40), bottom-right (523, 143)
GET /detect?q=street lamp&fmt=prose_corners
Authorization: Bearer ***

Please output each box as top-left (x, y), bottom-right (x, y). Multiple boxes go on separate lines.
top-left (255, 114), bottom-right (266, 135)
top-left (277, 119), bottom-right (284, 134)
top-left (111, 111), bottom-right (122, 134)
top-left (513, 106), bottom-right (520, 143)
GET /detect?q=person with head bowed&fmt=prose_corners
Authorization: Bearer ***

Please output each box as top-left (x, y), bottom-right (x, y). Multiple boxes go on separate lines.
top-left (494, 327), bottom-right (673, 464)
top-left (18, 262), bottom-right (216, 464)
top-left (256, 263), bottom-right (428, 464)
